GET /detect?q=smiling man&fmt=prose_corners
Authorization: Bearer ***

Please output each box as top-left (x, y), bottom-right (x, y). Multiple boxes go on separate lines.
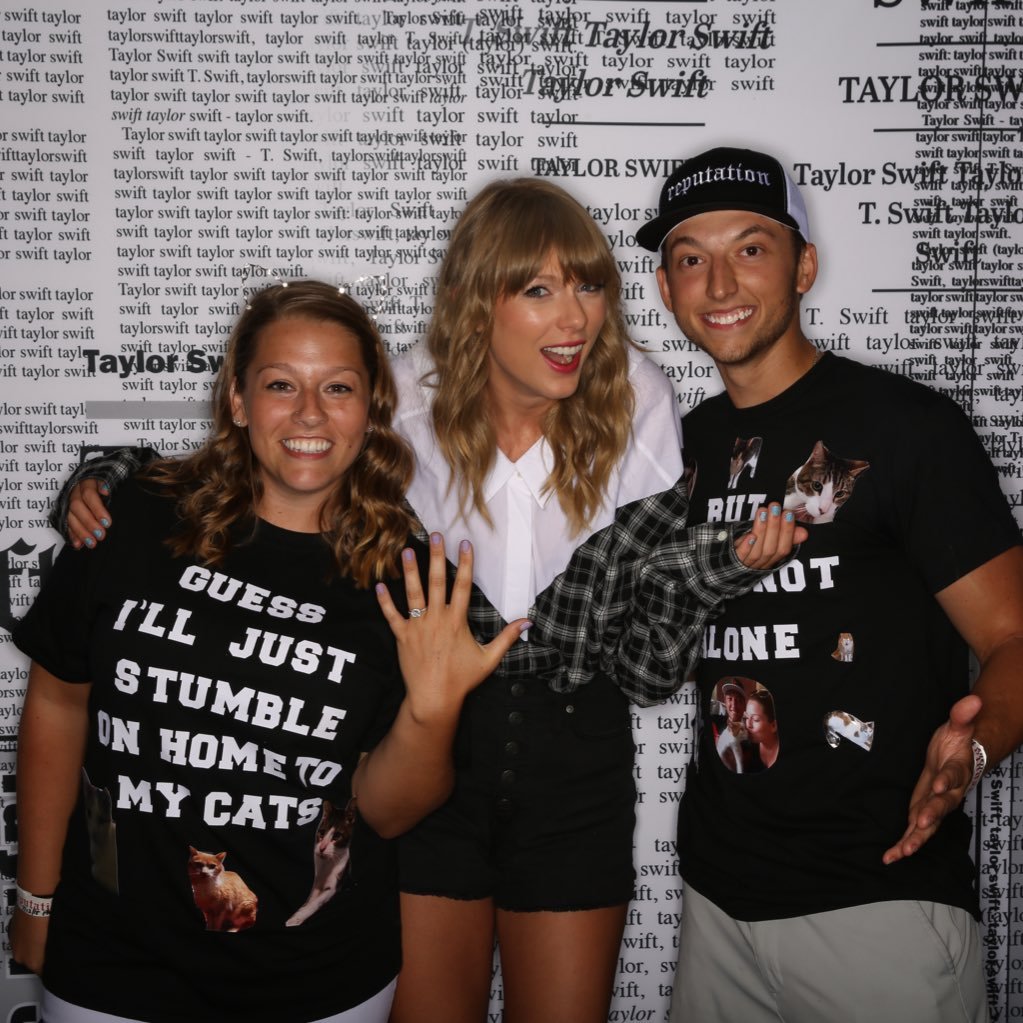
top-left (637, 147), bottom-right (1023, 1023)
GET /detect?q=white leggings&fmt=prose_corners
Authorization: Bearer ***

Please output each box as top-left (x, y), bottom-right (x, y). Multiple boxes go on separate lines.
top-left (42, 979), bottom-right (397, 1023)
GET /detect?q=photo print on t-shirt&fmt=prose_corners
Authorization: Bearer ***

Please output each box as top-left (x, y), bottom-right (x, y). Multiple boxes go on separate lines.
top-left (824, 710), bottom-right (875, 753)
top-left (831, 631), bottom-right (855, 662)
top-left (711, 677), bottom-right (778, 774)
top-left (682, 454), bottom-right (698, 500)
top-left (82, 767), bottom-right (119, 895)
top-left (727, 436), bottom-right (762, 489)
top-left (782, 440), bottom-right (870, 524)
top-left (188, 846), bottom-right (259, 932)
top-left (286, 797), bottom-right (357, 927)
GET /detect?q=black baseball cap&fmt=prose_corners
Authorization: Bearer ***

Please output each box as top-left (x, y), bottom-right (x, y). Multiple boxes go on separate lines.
top-left (636, 147), bottom-right (810, 252)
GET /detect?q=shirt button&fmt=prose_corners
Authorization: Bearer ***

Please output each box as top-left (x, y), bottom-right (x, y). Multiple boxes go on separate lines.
top-left (510, 682), bottom-right (526, 698)
top-left (500, 769), bottom-right (517, 786)
top-left (565, 704), bottom-right (575, 715)
top-left (716, 530), bottom-right (728, 542)
top-left (508, 711), bottom-right (524, 726)
top-left (496, 797), bottom-right (513, 817)
top-left (504, 741), bottom-right (519, 756)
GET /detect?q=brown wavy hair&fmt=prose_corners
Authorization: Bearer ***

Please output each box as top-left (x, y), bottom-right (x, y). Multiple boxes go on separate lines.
top-left (426, 178), bottom-right (634, 534)
top-left (146, 281), bottom-right (414, 586)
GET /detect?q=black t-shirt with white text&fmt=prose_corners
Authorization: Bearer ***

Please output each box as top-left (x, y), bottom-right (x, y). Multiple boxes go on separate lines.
top-left (677, 355), bottom-right (1020, 922)
top-left (14, 478), bottom-right (405, 1021)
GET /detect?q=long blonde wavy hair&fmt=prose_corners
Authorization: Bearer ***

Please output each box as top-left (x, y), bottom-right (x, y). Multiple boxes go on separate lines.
top-left (146, 281), bottom-right (414, 586)
top-left (427, 178), bottom-right (635, 535)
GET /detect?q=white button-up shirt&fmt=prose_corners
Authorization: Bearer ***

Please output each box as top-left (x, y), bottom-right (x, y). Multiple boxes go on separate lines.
top-left (393, 344), bottom-right (684, 623)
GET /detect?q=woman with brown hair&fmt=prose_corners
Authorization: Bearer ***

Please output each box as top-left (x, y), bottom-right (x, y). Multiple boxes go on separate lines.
top-left (12, 282), bottom-right (524, 1023)
top-left (745, 690), bottom-right (780, 769)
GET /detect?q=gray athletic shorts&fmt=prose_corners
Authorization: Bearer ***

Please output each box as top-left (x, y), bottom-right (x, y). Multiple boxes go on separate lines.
top-left (670, 883), bottom-right (988, 1023)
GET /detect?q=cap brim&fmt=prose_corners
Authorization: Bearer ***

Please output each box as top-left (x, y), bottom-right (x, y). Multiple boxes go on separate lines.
top-left (636, 202), bottom-right (803, 252)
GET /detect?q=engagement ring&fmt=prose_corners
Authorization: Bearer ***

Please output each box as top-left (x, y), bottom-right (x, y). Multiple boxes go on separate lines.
top-left (408, 607), bottom-right (427, 619)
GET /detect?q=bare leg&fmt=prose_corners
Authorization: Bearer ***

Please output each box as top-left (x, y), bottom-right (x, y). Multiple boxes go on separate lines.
top-left (496, 904), bottom-right (628, 1023)
top-left (389, 893), bottom-right (495, 1023)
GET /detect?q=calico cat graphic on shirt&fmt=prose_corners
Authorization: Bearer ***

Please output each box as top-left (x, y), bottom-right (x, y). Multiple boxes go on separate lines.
top-left (825, 710), bottom-right (875, 752)
top-left (783, 441), bottom-right (869, 524)
top-left (287, 798), bottom-right (357, 927)
top-left (728, 437), bottom-right (762, 489)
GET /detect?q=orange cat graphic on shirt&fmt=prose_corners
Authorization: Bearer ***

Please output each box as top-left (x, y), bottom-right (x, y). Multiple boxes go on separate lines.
top-left (187, 846), bottom-right (258, 932)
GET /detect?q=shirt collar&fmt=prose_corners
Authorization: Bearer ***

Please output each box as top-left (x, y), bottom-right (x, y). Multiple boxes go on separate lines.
top-left (483, 437), bottom-right (555, 507)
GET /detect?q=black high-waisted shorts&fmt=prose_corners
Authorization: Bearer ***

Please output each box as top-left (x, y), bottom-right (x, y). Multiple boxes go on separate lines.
top-left (397, 672), bottom-right (636, 911)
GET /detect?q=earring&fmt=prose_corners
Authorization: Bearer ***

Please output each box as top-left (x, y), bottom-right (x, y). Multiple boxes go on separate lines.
top-left (233, 419), bottom-right (245, 427)
top-left (365, 425), bottom-right (375, 434)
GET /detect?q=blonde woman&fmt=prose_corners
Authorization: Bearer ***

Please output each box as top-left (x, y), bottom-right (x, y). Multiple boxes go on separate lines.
top-left (54, 181), bottom-right (803, 1023)
top-left (383, 178), bottom-right (801, 1022)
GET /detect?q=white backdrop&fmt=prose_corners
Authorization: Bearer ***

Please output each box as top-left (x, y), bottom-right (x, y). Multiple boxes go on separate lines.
top-left (1, 0), bottom-right (1021, 1020)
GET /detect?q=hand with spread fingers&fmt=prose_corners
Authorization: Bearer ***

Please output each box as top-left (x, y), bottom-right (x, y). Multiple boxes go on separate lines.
top-left (734, 504), bottom-right (809, 571)
top-left (376, 532), bottom-right (529, 724)
top-left (882, 694), bottom-right (980, 865)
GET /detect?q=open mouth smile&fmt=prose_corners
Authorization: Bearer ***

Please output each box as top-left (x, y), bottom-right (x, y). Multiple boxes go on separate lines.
top-left (703, 307), bottom-right (755, 327)
top-left (282, 438), bottom-right (333, 454)
top-left (542, 343), bottom-right (585, 369)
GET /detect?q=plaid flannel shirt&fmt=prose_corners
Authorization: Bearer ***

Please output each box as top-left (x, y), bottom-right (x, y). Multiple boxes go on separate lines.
top-left (442, 476), bottom-right (771, 707)
top-left (50, 446), bottom-right (159, 534)
top-left (54, 450), bottom-right (773, 708)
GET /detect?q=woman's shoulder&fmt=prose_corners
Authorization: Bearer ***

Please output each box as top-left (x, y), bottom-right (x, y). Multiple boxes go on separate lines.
top-left (624, 346), bottom-right (683, 457)
top-left (107, 472), bottom-right (178, 531)
top-left (626, 344), bottom-right (675, 401)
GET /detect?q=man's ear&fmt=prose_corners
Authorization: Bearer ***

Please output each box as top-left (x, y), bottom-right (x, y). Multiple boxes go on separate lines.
top-left (655, 264), bottom-right (674, 314)
top-left (796, 242), bottom-right (818, 296)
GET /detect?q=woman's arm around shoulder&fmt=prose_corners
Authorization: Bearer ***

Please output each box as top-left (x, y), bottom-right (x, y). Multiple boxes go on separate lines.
top-left (51, 446), bottom-right (159, 550)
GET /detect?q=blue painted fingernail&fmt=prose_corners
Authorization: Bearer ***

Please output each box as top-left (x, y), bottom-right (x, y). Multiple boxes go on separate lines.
top-left (460, 539), bottom-right (470, 553)
top-left (759, 510), bottom-right (767, 523)
top-left (785, 511), bottom-right (794, 522)
top-left (100, 518), bottom-right (110, 528)
top-left (430, 532), bottom-right (441, 546)
top-left (99, 483), bottom-right (110, 495)
top-left (771, 505), bottom-right (781, 517)
top-left (375, 583), bottom-right (386, 595)
top-left (748, 536), bottom-right (757, 547)
top-left (85, 537), bottom-right (95, 548)
top-left (93, 529), bottom-right (103, 539)
top-left (519, 621), bottom-right (532, 633)
top-left (402, 548), bottom-right (414, 562)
